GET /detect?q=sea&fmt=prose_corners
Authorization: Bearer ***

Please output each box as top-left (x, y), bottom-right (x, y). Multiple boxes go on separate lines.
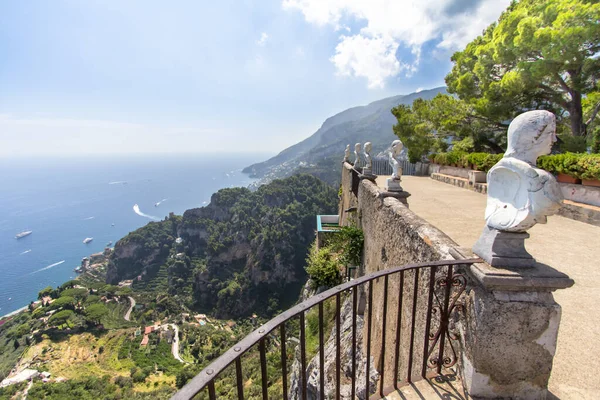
top-left (0, 153), bottom-right (267, 316)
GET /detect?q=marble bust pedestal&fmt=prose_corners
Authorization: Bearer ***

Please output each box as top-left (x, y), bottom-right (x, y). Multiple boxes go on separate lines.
top-left (473, 226), bottom-right (535, 267)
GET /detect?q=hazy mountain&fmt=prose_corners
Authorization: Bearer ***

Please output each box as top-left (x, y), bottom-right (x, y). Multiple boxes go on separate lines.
top-left (243, 87), bottom-right (446, 185)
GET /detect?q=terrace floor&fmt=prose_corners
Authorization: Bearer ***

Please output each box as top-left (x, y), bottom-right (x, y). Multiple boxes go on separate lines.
top-left (375, 175), bottom-right (600, 399)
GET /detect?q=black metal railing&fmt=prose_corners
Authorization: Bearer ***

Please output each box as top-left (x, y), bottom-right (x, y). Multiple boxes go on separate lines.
top-left (172, 258), bottom-right (480, 400)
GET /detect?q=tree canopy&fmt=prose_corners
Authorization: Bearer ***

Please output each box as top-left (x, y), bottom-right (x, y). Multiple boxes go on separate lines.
top-left (393, 0), bottom-right (600, 157)
top-left (446, 0), bottom-right (600, 137)
top-left (84, 304), bottom-right (109, 325)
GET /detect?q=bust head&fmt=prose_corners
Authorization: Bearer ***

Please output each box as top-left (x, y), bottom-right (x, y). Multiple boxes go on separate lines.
top-left (364, 142), bottom-right (372, 153)
top-left (504, 110), bottom-right (556, 164)
top-left (355, 143), bottom-right (362, 152)
top-left (391, 139), bottom-right (403, 157)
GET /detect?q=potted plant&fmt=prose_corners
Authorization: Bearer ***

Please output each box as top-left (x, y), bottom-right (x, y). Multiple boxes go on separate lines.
top-left (579, 154), bottom-right (600, 187)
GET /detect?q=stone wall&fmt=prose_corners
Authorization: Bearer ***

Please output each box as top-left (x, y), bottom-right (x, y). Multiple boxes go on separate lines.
top-left (560, 182), bottom-right (600, 207)
top-left (429, 164), bottom-right (470, 179)
top-left (338, 162), bottom-right (572, 398)
top-left (340, 163), bottom-right (464, 389)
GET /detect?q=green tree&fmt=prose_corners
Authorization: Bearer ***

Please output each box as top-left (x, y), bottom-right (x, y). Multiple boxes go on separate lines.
top-left (48, 310), bottom-right (74, 326)
top-left (50, 296), bottom-right (75, 310)
top-left (391, 95), bottom-right (505, 161)
top-left (84, 304), bottom-right (108, 325)
top-left (38, 286), bottom-right (55, 300)
top-left (446, 0), bottom-right (600, 137)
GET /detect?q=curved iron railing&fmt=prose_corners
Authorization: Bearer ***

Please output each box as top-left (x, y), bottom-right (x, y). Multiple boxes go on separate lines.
top-left (172, 258), bottom-right (480, 400)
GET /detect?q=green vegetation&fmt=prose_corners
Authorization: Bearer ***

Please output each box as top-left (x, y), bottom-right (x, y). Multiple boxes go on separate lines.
top-left (305, 243), bottom-right (342, 289)
top-left (1, 174), bottom-right (338, 398)
top-left (26, 375), bottom-right (174, 400)
top-left (430, 150), bottom-right (600, 181)
top-left (110, 174), bottom-right (337, 319)
top-left (429, 151), bottom-right (503, 172)
top-left (306, 226), bottom-right (364, 289)
top-left (118, 336), bottom-right (181, 376)
top-left (538, 153), bottom-right (600, 180)
top-left (392, 0), bottom-right (600, 160)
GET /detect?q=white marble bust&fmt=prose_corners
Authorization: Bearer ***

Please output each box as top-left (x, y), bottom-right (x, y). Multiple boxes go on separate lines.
top-left (484, 110), bottom-right (563, 232)
top-left (363, 142), bottom-right (372, 170)
top-left (389, 139), bottom-right (403, 180)
top-left (354, 143), bottom-right (362, 167)
top-left (344, 144), bottom-right (351, 162)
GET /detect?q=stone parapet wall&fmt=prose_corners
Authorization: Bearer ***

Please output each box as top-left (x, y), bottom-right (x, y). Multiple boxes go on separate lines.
top-left (560, 182), bottom-right (600, 207)
top-left (431, 173), bottom-right (488, 194)
top-left (338, 163), bottom-right (572, 398)
top-left (429, 163), bottom-right (470, 179)
top-left (340, 163), bottom-right (464, 387)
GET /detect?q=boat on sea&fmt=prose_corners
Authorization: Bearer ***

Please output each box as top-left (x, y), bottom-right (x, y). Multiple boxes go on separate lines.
top-left (15, 231), bottom-right (33, 239)
top-left (83, 237), bottom-right (93, 244)
top-left (106, 241), bottom-right (113, 247)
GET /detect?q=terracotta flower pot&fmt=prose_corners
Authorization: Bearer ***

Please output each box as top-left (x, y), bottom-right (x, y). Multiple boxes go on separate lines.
top-left (556, 173), bottom-right (581, 184)
top-left (582, 179), bottom-right (600, 187)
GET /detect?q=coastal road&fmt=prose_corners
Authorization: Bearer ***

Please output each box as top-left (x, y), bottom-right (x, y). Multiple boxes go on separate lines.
top-left (124, 296), bottom-right (135, 322)
top-left (168, 324), bottom-right (185, 363)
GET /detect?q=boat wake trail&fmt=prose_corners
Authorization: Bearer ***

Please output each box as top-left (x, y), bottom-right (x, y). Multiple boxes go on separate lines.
top-left (155, 198), bottom-right (168, 207)
top-left (84, 216), bottom-right (95, 220)
top-left (20, 249), bottom-right (32, 255)
top-left (133, 204), bottom-right (160, 221)
top-left (30, 260), bottom-right (65, 274)
top-left (108, 181), bottom-right (127, 185)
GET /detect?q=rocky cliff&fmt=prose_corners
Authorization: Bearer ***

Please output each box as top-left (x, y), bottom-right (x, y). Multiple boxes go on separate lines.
top-left (289, 294), bottom-right (379, 399)
top-left (105, 174), bottom-right (338, 318)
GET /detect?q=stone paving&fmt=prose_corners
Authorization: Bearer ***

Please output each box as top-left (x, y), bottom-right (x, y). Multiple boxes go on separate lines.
top-left (375, 175), bottom-right (600, 399)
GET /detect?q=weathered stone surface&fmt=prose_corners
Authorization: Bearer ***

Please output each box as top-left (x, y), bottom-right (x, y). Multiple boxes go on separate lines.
top-left (430, 164), bottom-right (470, 179)
top-left (431, 173), bottom-right (488, 194)
top-left (472, 226), bottom-right (535, 268)
top-left (337, 165), bottom-right (572, 398)
top-left (344, 144), bottom-right (351, 163)
top-left (469, 170), bottom-right (487, 184)
top-left (289, 296), bottom-right (379, 399)
top-left (350, 177), bottom-right (461, 386)
top-left (458, 286), bottom-right (563, 399)
top-left (560, 182), bottom-right (600, 207)
top-left (364, 142), bottom-right (373, 172)
top-left (354, 143), bottom-right (362, 168)
top-left (558, 200), bottom-right (600, 226)
top-left (484, 111), bottom-right (562, 233)
top-left (388, 140), bottom-right (404, 180)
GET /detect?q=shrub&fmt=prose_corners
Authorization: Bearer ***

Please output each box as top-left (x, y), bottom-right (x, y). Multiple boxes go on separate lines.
top-left (330, 226), bottom-right (364, 266)
top-left (305, 243), bottom-right (341, 289)
top-left (537, 153), bottom-right (600, 180)
top-left (432, 151), bottom-right (502, 172)
top-left (578, 154), bottom-right (600, 180)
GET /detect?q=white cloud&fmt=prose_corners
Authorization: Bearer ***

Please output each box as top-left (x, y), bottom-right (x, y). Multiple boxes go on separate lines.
top-left (256, 32), bottom-right (269, 46)
top-left (416, 87), bottom-right (424, 93)
top-left (331, 35), bottom-right (400, 88)
top-left (283, 0), bottom-right (511, 88)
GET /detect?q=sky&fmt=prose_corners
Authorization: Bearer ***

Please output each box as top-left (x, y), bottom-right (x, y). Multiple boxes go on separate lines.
top-left (0, 0), bottom-right (511, 156)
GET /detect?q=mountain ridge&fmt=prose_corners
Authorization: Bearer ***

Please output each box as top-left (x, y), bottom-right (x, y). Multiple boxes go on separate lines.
top-left (243, 86), bottom-right (447, 185)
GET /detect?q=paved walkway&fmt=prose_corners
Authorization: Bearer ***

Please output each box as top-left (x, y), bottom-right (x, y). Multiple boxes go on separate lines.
top-left (376, 176), bottom-right (600, 399)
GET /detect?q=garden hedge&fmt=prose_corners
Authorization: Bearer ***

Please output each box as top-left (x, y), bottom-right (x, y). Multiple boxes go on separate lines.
top-left (429, 151), bottom-right (600, 180)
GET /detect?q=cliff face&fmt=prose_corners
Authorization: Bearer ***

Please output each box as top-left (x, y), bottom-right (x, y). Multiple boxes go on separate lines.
top-left (289, 295), bottom-right (379, 399)
top-left (106, 216), bottom-right (179, 284)
top-left (106, 174), bottom-right (338, 318)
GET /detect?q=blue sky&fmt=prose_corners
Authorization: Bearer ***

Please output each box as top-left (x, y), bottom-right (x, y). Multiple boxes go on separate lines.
top-left (0, 0), bottom-right (510, 156)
